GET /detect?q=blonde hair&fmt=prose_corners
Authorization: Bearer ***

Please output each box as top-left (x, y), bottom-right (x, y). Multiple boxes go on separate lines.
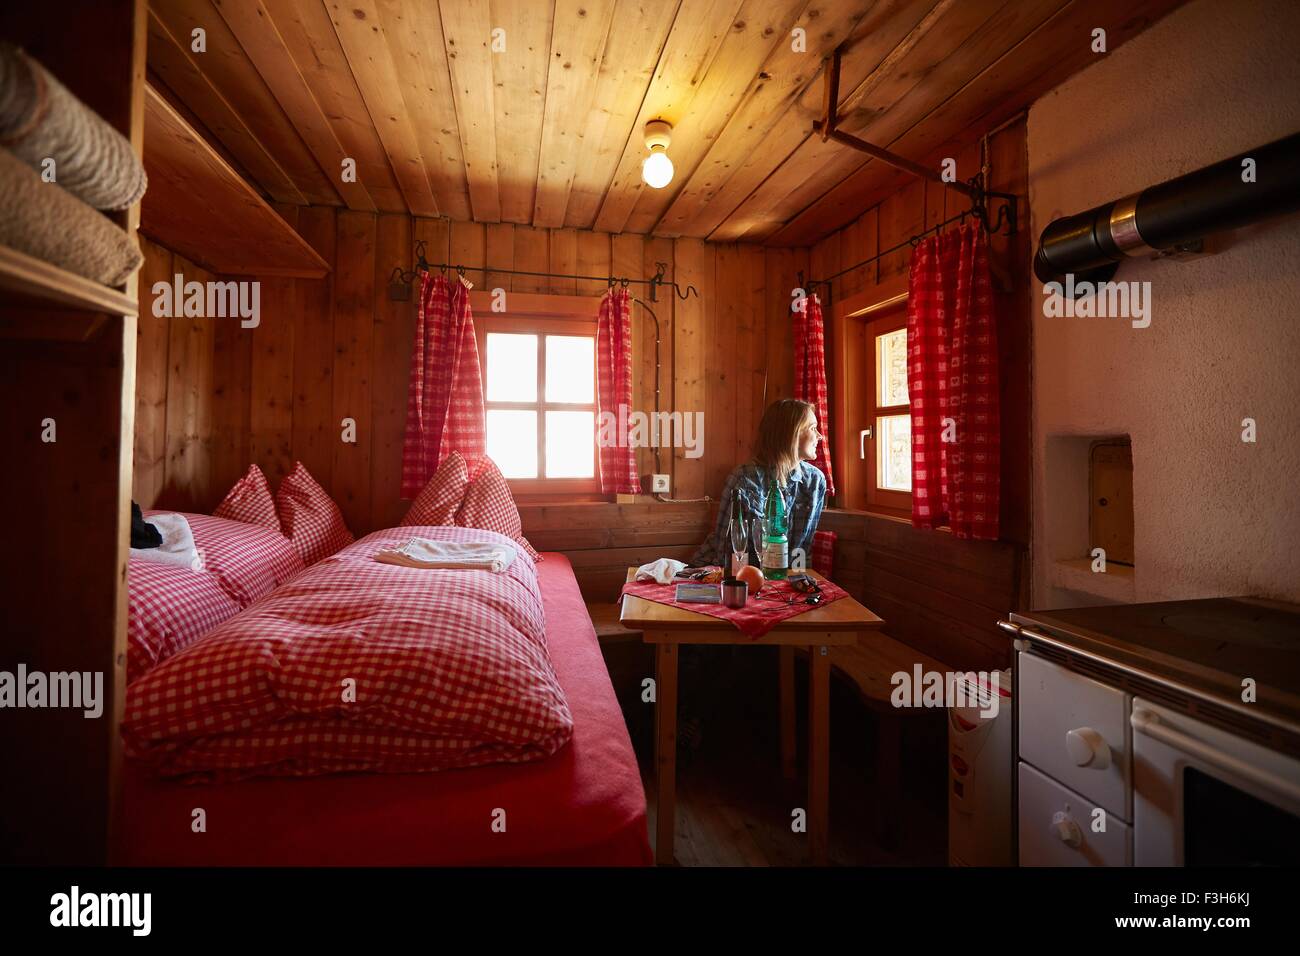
top-left (752, 399), bottom-right (815, 483)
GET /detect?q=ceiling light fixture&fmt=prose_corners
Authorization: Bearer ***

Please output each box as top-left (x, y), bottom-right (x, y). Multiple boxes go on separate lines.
top-left (641, 119), bottom-right (674, 189)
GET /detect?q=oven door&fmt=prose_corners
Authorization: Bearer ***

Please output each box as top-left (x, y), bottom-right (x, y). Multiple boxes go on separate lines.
top-left (1131, 699), bottom-right (1300, 865)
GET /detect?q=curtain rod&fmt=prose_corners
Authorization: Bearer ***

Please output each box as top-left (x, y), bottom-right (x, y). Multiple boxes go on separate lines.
top-left (387, 240), bottom-right (699, 302)
top-left (802, 184), bottom-right (1017, 297)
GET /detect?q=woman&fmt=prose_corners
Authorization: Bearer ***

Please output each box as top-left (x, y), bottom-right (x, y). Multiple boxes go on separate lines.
top-left (691, 398), bottom-right (827, 571)
top-left (679, 398), bottom-right (828, 757)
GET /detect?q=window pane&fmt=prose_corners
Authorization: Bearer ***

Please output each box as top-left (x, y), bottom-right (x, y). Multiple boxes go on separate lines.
top-left (545, 336), bottom-right (595, 403)
top-left (878, 414), bottom-right (912, 492)
top-left (486, 409), bottom-right (538, 478)
top-left (877, 328), bottom-right (909, 407)
top-left (485, 333), bottom-right (537, 402)
top-left (545, 410), bottom-right (594, 478)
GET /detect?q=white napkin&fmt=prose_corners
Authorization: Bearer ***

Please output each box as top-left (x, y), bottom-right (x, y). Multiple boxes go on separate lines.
top-left (129, 513), bottom-right (202, 571)
top-left (374, 537), bottom-right (516, 572)
top-left (635, 558), bottom-right (687, 585)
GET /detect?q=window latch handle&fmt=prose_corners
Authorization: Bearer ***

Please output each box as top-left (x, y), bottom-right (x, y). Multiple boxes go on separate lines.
top-left (859, 428), bottom-right (872, 459)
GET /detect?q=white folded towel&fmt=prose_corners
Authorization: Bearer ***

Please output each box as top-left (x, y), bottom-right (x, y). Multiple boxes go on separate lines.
top-left (129, 513), bottom-right (202, 571)
top-left (635, 558), bottom-right (687, 585)
top-left (374, 537), bottom-right (516, 573)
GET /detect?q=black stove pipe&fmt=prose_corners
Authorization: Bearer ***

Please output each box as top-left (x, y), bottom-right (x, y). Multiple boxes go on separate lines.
top-left (1034, 131), bottom-right (1300, 289)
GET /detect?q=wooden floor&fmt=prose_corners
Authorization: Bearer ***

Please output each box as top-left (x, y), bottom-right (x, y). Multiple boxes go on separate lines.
top-left (605, 642), bottom-right (949, 866)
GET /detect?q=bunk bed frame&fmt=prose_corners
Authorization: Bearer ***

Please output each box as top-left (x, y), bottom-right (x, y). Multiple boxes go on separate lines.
top-left (0, 0), bottom-right (145, 865)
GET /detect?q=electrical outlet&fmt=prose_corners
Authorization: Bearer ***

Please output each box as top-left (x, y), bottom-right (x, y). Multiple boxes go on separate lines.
top-left (650, 473), bottom-right (670, 494)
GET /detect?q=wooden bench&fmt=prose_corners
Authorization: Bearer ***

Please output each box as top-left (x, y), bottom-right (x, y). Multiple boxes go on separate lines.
top-left (586, 600), bottom-right (643, 643)
top-left (780, 634), bottom-right (950, 851)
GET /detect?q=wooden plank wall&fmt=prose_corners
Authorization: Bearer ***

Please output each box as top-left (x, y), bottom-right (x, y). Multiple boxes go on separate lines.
top-left (808, 116), bottom-right (1032, 672)
top-left (133, 216), bottom-right (805, 592)
top-left (518, 501), bottom-right (713, 603)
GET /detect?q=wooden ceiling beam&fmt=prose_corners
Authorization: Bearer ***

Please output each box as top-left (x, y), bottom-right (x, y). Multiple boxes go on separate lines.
top-left (145, 8), bottom-right (309, 205)
top-left (439, 0), bottom-right (503, 222)
top-left (653, 0), bottom-right (936, 240)
top-left (326, 0), bottom-right (440, 218)
top-left (562, 0), bottom-right (679, 230)
top-left (710, 0), bottom-right (1007, 241)
top-left (154, 0), bottom-right (340, 205)
top-left (592, 0), bottom-right (749, 235)
top-left (767, 0), bottom-right (1188, 245)
top-left (214, 0), bottom-right (376, 212)
top-left (619, 0), bottom-right (809, 235)
top-left (373, 0), bottom-right (473, 221)
top-left (533, 0), bottom-right (617, 229)
top-left (268, 0), bottom-right (407, 213)
top-left (484, 0), bottom-right (552, 225)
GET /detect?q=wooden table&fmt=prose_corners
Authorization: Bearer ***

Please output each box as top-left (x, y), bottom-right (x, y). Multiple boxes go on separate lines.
top-left (619, 568), bottom-right (884, 865)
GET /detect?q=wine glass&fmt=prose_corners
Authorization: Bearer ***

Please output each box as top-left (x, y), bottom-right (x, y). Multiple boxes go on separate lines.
top-left (728, 509), bottom-right (749, 577)
top-left (751, 517), bottom-right (768, 570)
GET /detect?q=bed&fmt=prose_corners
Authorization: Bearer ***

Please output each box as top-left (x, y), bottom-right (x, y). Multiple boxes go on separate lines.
top-left (118, 546), bottom-right (652, 867)
top-left (127, 511), bottom-right (305, 684)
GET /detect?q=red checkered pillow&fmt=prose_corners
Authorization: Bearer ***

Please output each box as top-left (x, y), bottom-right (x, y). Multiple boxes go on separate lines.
top-left (126, 559), bottom-right (241, 685)
top-left (144, 511), bottom-right (306, 608)
top-left (400, 451), bottom-right (469, 527)
top-left (213, 464), bottom-right (281, 531)
top-left (456, 455), bottom-right (542, 562)
top-left (275, 462), bottom-right (354, 566)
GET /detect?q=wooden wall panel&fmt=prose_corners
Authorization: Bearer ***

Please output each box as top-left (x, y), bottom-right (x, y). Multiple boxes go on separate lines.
top-left (248, 272), bottom-right (295, 487)
top-left (133, 212), bottom-right (791, 560)
top-left (291, 205), bottom-right (339, 490)
top-left (160, 253), bottom-right (215, 510)
top-left (331, 210), bottom-right (377, 534)
top-left (210, 305), bottom-right (252, 497)
top-left (370, 213), bottom-right (414, 531)
top-left (671, 238), bottom-right (713, 501)
top-left (520, 501), bottom-right (713, 602)
top-left (133, 235), bottom-right (171, 506)
top-left (635, 235), bottom-right (671, 483)
top-left (820, 510), bottom-right (1019, 672)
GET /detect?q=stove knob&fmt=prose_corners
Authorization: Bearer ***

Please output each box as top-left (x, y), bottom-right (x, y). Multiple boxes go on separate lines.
top-left (1065, 727), bottom-right (1111, 769)
top-left (1051, 811), bottom-right (1083, 848)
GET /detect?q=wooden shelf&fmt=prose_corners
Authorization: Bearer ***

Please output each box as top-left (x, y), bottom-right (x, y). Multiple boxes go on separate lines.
top-left (141, 84), bottom-right (330, 279)
top-left (0, 243), bottom-right (138, 317)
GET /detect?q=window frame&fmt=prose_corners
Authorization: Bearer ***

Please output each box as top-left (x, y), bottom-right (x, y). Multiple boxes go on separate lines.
top-left (469, 290), bottom-right (604, 501)
top-left (829, 275), bottom-right (913, 517)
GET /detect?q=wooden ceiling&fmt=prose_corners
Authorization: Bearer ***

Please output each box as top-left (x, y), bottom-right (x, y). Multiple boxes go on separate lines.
top-left (146, 0), bottom-right (1185, 245)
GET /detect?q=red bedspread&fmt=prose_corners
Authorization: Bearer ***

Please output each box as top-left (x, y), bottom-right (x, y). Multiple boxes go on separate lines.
top-left (119, 553), bottom-right (652, 866)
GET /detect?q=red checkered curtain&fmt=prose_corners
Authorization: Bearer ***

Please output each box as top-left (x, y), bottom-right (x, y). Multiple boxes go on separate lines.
top-left (401, 273), bottom-right (486, 498)
top-left (595, 287), bottom-right (640, 495)
top-left (906, 221), bottom-right (1000, 540)
top-left (793, 292), bottom-right (835, 496)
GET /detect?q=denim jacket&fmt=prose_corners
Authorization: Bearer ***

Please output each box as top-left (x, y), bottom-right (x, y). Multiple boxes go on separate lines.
top-left (690, 461), bottom-right (827, 568)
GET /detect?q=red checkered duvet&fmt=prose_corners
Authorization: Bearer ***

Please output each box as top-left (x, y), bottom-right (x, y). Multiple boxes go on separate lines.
top-left (127, 513), bottom-right (306, 685)
top-left (127, 562), bottom-right (241, 685)
top-left (123, 526), bottom-right (574, 780)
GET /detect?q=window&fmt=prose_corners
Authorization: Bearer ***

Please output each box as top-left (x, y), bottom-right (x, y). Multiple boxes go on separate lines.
top-left (869, 317), bottom-right (912, 507)
top-left (829, 277), bottom-right (912, 515)
top-left (471, 291), bottom-right (602, 497)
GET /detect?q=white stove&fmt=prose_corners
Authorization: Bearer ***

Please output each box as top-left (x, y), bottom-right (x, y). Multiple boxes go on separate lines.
top-left (1000, 597), bottom-right (1300, 866)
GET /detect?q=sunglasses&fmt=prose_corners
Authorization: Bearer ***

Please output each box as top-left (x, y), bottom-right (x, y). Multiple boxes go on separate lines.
top-left (756, 577), bottom-right (823, 607)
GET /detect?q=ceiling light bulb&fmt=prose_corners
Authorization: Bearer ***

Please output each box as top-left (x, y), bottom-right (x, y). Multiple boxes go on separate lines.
top-left (642, 149), bottom-right (674, 189)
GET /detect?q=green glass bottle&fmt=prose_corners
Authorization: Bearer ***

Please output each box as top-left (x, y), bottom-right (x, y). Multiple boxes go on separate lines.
top-left (761, 474), bottom-right (789, 580)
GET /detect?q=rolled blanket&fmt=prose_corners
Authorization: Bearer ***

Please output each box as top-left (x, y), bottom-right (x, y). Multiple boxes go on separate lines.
top-left (374, 538), bottom-right (517, 573)
top-left (0, 42), bottom-right (147, 210)
top-left (0, 147), bottom-right (143, 287)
